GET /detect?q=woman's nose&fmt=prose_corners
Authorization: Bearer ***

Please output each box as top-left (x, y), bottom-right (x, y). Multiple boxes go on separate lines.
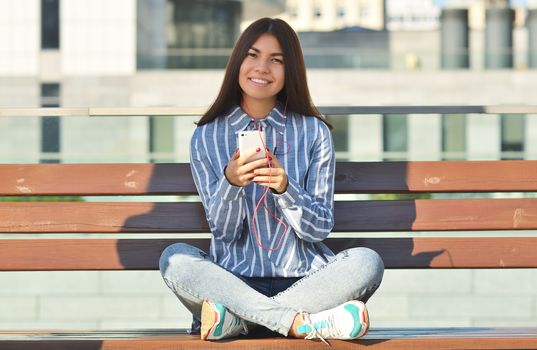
top-left (255, 60), bottom-right (269, 73)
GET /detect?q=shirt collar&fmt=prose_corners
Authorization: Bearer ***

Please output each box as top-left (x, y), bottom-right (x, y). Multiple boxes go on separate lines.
top-left (227, 102), bottom-right (287, 132)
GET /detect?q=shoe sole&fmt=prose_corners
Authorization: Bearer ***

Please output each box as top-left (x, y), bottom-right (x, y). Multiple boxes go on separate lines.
top-left (200, 300), bottom-right (218, 340)
top-left (358, 301), bottom-right (370, 338)
top-left (345, 300), bottom-right (370, 339)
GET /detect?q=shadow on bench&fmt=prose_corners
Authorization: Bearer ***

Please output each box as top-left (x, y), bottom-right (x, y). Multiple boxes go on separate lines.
top-left (1, 161), bottom-right (537, 349)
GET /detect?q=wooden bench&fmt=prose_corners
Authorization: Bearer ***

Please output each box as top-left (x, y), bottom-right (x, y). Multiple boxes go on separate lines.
top-left (1, 161), bottom-right (537, 349)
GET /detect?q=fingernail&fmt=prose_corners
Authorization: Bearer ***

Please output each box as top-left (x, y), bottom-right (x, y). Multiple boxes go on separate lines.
top-left (256, 147), bottom-right (261, 152)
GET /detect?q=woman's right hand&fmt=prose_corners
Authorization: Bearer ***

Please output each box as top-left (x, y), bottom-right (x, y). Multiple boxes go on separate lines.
top-left (225, 148), bottom-right (269, 187)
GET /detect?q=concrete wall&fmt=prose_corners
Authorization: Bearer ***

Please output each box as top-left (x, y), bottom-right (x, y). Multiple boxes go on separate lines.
top-left (0, 0), bottom-right (39, 76)
top-left (61, 0), bottom-right (136, 75)
top-left (1, 267), bottom-right (537, 329)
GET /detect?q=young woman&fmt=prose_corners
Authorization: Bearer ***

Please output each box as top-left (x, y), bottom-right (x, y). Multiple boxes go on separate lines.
top-left (159, 17), bottom-right (384, 344)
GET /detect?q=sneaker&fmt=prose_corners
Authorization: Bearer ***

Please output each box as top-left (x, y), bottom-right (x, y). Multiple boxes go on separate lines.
top-left (297, 300), bottom-right (369, 344)
top-left (200, 300), bottom-right (248, 340)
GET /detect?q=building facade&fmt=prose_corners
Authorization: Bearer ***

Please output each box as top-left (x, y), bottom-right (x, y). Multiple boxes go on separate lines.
top-left (282, 0), bottom-right (385, 31)
top-left (1, 0), bottom-right (537, 331)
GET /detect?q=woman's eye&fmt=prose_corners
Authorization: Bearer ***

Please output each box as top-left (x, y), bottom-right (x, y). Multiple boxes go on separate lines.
top-left (272, 58), bottom-right (283, 64)
top-left (247, 52), bottom-right (257, 58)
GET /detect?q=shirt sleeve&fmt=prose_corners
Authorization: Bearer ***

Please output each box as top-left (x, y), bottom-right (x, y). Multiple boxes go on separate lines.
top-left (189, 127), bottom-right (245, 243)
top-left (272, 120), bottom-right (335, 242)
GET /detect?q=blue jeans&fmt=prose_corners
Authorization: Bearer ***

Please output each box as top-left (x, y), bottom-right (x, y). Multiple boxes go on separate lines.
top-left (159, 243), bottom-right (384, 336)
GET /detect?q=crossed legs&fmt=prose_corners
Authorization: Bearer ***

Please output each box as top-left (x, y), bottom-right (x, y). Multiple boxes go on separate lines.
top-left (159, 243), bottom-right (384, 338)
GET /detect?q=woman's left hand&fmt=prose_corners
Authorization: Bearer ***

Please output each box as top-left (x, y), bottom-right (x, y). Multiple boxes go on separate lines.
top-left (253, 150), bottom-right (288, 194)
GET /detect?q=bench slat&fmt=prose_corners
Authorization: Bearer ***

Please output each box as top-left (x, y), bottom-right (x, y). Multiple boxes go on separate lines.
top-left (2, 328), bottom-right (537, 349)
top-left (336, 160), bottom-right (537, 193)
top-left (0, 202), bottom-right (207, 233)
top-left (2, 198), bottom-right (537, 233)
top-left (0, 163), bottom-right (197, 196)
top-left (1, 237), bottom-right (537, 270)
top-left (1, 161), bottom-right (537, 196)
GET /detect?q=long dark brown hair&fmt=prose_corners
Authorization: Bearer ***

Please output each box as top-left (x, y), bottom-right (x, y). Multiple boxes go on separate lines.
top-left (197, 17), bottom-right (332, 129)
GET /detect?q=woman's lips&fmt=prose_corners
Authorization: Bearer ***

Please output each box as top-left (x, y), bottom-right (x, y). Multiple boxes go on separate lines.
top-left (249, 77), bottom-right (272, 87)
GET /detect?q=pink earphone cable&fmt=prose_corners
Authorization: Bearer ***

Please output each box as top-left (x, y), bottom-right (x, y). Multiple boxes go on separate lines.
top-left (251, 100), bottom-right (289, 251)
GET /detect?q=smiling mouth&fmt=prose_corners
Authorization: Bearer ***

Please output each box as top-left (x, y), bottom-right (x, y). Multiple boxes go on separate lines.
top-left (249, 77), bottom-right (272, 86)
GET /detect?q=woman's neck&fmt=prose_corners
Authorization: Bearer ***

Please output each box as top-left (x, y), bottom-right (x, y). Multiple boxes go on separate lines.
top-left (241, 98), bottom-right (276, 120)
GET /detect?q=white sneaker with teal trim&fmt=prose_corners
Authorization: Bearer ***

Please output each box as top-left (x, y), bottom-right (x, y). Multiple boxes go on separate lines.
top-left (297, 300), bottom-right (369, 345)
top-left (200, 300), bottom-right (248, 340)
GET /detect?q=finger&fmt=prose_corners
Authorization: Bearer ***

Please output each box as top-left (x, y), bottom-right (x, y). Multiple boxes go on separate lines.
top-left (269, 156), bottom-right (282, 168)
top-left (231, 148), bottom-right (240, 160)
top-left (241, 172), bottom-right (256, 181)
top-left (262, 150), bottom-right (282, 167)
top-left (241, 158), bottom-right (270, 174)
top-left (253, 177), bottom-right (270, 184)
top-left (254, 167), bottom-right (283, 176)
top-left (249, 157), bottom-right (270, 169)
top-left (253, 175), bottom-right (282, 183)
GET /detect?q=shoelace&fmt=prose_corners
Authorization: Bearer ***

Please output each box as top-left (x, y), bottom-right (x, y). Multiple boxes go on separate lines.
top-left (238, 318), bottom-right (249, 335)
top-left (227, 315), bottom-right (249, 336)
top-left (300, 311), bottom-right (342, 347)
top-left (215, 309), bottom-right (249, 338)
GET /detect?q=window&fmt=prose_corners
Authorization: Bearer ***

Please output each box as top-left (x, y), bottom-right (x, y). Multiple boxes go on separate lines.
top-left (501, 114), bottom-right (524, 159)
top-left (149, 117), bottom-right (175, 163)
top-left (442, 114), bottom-right (466, 160)
top-left (325, 115), bottom-right (349, 159)
top-left (40, 83), bottom-right (61, 163)
top-left (137, 0), bottom-right (241, 69)
top-left (41, 0), bottom-right (60, 49)
top-left (383, 114), bottom-right (407, 160)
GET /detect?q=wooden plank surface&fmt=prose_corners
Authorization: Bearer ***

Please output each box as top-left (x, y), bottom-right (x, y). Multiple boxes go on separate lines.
top-left (2, 198), bottom-right (537, 233)
top-left (1, 328), bottom-right (537, 349)
top-left (1, 161), bottom-right (537, 196)
top-left (0, 202), bottom-right (208, 233)
top-left (1, 237), bottom-right (537, 270)
top-left (335, 160), bottom-right (537, 193)
top-left (0, 163), bottom-right (197, 196)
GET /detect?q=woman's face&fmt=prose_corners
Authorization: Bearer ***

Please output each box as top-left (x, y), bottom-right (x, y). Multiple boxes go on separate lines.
top-left (239, 33), bottom-right (285, 109)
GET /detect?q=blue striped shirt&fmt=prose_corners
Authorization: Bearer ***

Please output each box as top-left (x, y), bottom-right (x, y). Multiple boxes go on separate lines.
top-left (190, 103), bottom-right (336, 277)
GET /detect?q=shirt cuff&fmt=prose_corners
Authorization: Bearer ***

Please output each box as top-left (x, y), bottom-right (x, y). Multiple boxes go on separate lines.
top-left (273, 177), bottom-right (300, 208)
top-left (216, 175), bottom-right (243, 201)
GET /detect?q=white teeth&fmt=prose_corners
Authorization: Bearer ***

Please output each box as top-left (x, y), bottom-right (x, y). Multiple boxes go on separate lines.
top-left (250, 78), bottom-right (269, 84)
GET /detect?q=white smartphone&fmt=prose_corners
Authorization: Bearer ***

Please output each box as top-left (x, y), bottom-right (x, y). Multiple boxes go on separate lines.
top-left (238, 130), bottom-right (267, 162)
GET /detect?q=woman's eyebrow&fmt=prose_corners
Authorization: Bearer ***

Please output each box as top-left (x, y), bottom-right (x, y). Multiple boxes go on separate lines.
top-left (249, 46), bottom-right (284, 57)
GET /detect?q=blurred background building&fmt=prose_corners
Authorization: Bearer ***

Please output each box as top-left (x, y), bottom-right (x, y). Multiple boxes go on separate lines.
top-left (1, 0), bottom-right (537, 330)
